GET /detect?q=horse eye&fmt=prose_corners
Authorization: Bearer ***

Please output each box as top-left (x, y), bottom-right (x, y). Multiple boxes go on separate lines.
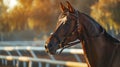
top-left (65, 22), bottom-right (69, 25)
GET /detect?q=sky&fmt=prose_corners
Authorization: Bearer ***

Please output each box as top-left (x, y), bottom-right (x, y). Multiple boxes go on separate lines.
top-left (3, 0), bottom-right (18, 12)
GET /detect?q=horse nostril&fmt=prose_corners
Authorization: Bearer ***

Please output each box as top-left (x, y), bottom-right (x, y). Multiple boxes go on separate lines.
top-left (45, 44), bottom-right (48, 49)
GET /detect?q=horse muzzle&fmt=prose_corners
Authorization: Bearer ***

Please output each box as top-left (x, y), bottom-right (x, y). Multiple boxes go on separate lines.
top-left (45, 44), bottom-right (57, 55)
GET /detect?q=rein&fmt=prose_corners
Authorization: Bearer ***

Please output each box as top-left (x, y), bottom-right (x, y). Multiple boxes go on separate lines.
top-left (57, 40), bottom-right (80, 54)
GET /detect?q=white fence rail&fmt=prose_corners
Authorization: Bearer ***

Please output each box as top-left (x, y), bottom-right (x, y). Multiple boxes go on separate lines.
top-left (0, 41), bottom-right (45, 46)
top-left (0, 46), bottom-right (83, 54)
top-left (0, 46), bottom-right (87, 67)
top-left (0, 55), bottom-right (87, 67)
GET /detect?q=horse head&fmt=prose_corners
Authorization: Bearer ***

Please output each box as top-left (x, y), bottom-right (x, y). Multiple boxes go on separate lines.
top-left (45, 1), bottom-right (83, 55)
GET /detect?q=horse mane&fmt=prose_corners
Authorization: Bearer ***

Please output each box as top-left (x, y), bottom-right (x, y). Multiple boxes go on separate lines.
top-left (104, 32), bottom-right (120, 43)
top-left (82, 13), bottom-right (120, 43)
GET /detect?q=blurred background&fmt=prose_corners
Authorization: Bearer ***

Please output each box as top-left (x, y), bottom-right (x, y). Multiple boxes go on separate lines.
top-left (0, 0), bottom-right (120, 41)
top-left (0, 0), bottom-right (120, 67)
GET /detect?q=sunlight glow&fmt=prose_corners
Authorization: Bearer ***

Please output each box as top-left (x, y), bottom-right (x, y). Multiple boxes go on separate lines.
top-left (3, 0), bottom-right (18, 12)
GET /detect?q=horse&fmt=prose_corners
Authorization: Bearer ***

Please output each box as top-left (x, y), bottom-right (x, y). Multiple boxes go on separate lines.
top-left (45, 1), bottom-right (120, 67)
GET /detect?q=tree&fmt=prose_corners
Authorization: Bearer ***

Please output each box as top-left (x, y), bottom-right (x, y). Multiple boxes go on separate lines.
top-left (91, 0), bottom-right (120, 34)
top-left (0, 0), bottom-right (57, 33)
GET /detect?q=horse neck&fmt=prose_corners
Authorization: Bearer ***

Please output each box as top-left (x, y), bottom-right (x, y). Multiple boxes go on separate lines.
top-left (79, 13), bottom-right (113, 67)
top-left (80, 13), bottom-right (102, 37)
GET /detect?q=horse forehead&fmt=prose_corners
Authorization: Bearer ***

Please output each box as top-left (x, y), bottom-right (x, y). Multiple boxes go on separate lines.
top-left (59, 16), bottom-right (67, 24)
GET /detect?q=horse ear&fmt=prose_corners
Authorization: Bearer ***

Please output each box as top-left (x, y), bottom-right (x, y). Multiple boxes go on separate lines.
top-left (66, 1), bottom-right (75, 12)
top-left (60, 2), bottom-right (67, 12)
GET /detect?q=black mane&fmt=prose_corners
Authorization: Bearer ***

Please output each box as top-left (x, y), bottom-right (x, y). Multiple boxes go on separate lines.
top-left (105, 32), bottom-right (120, 43)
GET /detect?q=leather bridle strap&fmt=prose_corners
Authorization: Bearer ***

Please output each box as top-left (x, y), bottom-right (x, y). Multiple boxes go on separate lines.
top-left (57, 40), bottom-right (81, 54)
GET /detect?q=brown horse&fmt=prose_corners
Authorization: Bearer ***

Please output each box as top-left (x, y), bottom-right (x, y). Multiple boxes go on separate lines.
top-left (45, 1), bottom-right (120, 67)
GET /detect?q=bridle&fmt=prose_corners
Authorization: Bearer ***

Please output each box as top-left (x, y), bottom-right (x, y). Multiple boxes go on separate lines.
top-left (51, 11), bottom-right (81, 54)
